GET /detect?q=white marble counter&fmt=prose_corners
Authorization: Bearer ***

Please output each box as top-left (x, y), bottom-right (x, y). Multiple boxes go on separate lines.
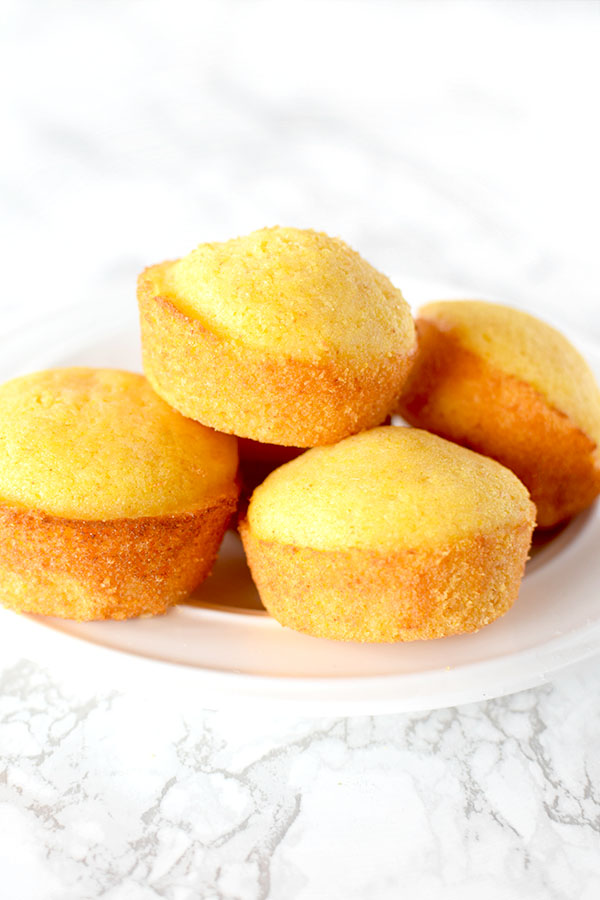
top-left (1, 1), bottom-right (600, 897)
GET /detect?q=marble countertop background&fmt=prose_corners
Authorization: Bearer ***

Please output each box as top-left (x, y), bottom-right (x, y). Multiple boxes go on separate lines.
top-left (1, 1), bottom-right (599, 897)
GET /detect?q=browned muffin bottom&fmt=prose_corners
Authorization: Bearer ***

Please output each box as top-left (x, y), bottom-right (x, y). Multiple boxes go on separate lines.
top-left (241, 523), bottom-right (534, 643)
top-left (0, 501), bottom-right (237, 621)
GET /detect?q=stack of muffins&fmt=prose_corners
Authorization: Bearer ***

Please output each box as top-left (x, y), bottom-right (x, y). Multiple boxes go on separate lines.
top-left (1, 226), bottom-right (599, 641)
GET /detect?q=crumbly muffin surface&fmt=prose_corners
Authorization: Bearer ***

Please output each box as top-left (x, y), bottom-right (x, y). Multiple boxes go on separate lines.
top-left (247, 426), bottom-right (533, 552)
top-left (0, 368), bottom-right (238, 519)
top-left (159, 226), bottom-right (415, 363)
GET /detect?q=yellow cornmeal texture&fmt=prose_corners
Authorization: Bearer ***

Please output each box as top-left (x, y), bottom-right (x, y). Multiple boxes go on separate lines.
top-left (248, 426), bottom-right (532, 552)
top-left (420, 301), bottom-right (600, 447)
top-left (160, 226), bottom-right (415, 362)
top-left (0, 369), bottom-right (238, 519)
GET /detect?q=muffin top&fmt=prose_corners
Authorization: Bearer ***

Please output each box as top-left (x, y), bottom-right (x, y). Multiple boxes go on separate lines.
top-left (156, 226), bottom-right (416, 363)
top-left (247, 426), bottom-right (534, 551)
top-left (0, 368), bottom-right (238, 519)
top-left (420, 300), bottom-right (600, 447)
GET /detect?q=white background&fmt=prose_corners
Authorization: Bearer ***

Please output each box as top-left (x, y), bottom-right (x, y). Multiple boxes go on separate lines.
top-left (1, 2), bottom-right (599, 898)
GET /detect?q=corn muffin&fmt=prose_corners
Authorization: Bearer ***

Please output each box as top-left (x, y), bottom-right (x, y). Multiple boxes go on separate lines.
top-left (0, 368), bottom-right (239, 620)
top-left (137, 226), bottom-right (417, 446)
top-left (397, 300), bottom-right (600, 527)
top-left (240, 427), bottom-right (535, 642)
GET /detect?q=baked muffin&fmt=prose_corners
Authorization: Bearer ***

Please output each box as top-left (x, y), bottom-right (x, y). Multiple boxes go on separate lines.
top-left (137, 226), bottom-right (417, 446)
top-left (240, 427), bottom-right (535, 642)
top-left (397, 300), bottom-right (600, 527)
top-left (0, 368), bottom-right (239, 620)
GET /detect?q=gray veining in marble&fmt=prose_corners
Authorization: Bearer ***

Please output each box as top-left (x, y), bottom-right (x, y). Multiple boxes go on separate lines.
top-left (2, 655), bottom-right (600, 899)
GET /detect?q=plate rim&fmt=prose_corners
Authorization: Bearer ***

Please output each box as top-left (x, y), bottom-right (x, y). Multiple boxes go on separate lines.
top-left (6, 602), bottom-right (600, 715)
top-left (2, 296), bottom-right (600, 714)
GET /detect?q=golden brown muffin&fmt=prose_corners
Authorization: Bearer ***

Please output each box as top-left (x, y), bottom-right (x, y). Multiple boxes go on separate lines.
top-left (0, 368), bottom-right (239, 620)
top-left (240, 427), bottom-right (535, 643)
top-left (137, 226), bottom-right (417, 446)
top-left (397, 301), bottom-right (600, 527)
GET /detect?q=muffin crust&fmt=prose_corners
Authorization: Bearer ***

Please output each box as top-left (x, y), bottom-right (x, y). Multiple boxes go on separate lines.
top-left (0, 501), bottom-right (236, 620)
top-left (241, 427), bottom-right (535, 642)
top-left (398, 307), bottom-right (600, 527)
top-left (138, 228), bottom-right (417, 446)
top-left (0, 368), bottom-right (239, 620)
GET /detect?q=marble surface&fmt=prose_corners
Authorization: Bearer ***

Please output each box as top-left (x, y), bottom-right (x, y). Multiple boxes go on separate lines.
top-left (1, 1), bottom-right (600, 897)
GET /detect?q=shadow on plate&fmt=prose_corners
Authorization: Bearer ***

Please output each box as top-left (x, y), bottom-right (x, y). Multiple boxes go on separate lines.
top-left (184, 531), bottom-right (266, 615)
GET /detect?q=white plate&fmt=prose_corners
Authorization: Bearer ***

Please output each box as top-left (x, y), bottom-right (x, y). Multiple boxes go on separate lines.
top-left (2, 299), bottom-right (600, 716)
